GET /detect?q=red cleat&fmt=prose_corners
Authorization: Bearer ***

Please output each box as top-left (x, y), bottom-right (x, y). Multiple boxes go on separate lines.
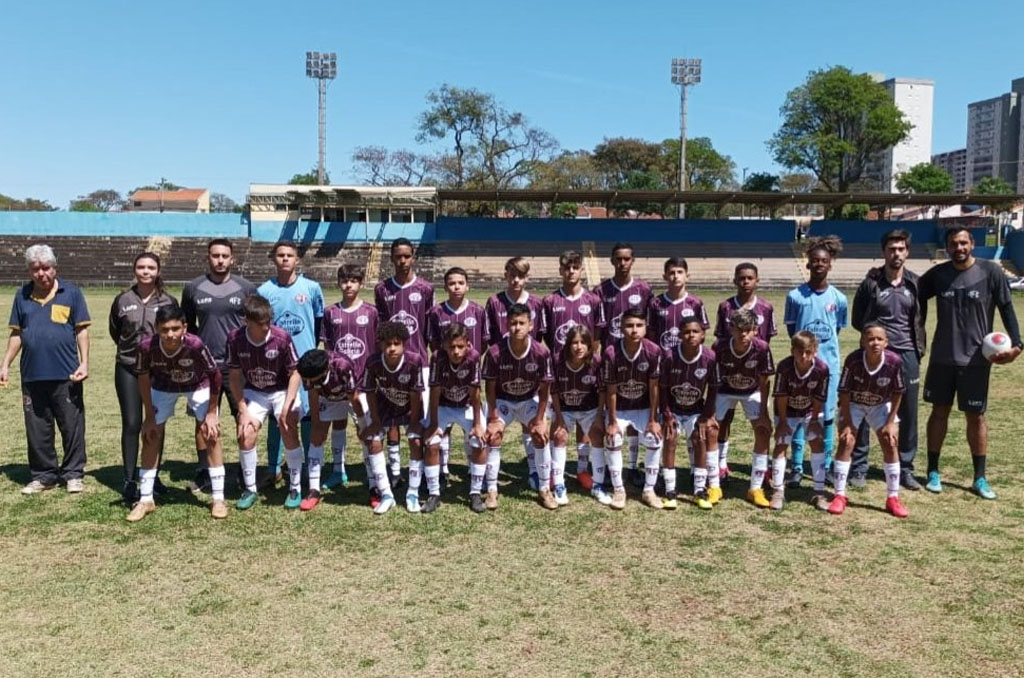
top-left (300, 490), bottom-right (321, 511)
top-left (885, 495), bottom-right (908, 518)
top-left (827, 494), bottom-right (848, 515)
top-left (577, 470), bottom-right (593, 491)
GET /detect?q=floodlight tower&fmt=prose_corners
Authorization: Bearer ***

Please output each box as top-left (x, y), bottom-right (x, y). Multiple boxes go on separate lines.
top-left (671, 57), bottom-right (701, 219)
top-left (306, 51), bottom-right (337, 186)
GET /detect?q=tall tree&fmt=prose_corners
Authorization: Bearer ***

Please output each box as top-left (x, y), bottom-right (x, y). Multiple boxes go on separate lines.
top-left (741, 172), bottom-right (781, 218)
top-left (615, 170), bottom-right (668, 216)
top-left (661, 137), bottom-right (737, 192)
top-left (0, 194), bottom-right (58, 211)
top-left (973, 175), bottom-right (1016, 213)
top-left (288, 169), bottom-right (329, 185)
top-left (69, 189), bottom-right (125, 212)
top-left (352, 146), bottom-right (436, 187)
top-left (528, 150), bottom-right (604, 190)
top-left (416, 85), bottom-right (490, 189)
top-left (209, 192), bottom-right (239, 213)
top-left (768, 66), bottom-right (911, 216)
top-left (896, 163), bottom-right (953, 194)
top-left (592, 137), bottom-right (664, 187)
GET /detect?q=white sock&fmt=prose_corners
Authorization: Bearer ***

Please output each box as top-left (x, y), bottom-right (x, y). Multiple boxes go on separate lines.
top-left (643, 446), bottom-right (661, 491)
top-left (719, 440), bottom-right (730, 469)
top-left (307, 445), bottom-right (324, 493)
top-left (331, 428), bottom-right (347, 472)
top-left (425, 464), bottom-right (441, 496)
top-left (440, 434), bottom-right (451, 475)
top-left (387, 442), bottom-right (401, 476)
top-left (369, 451), bottom-right (392, 497)
top-left (408, 459), bottom-right (424, 495)
top-left (284, 447), bottom-right (303, 493)
top-left (363, 448), bottom-right (376, 490)
top-left (576, 443), bottom-right (590, 475)
top-left (139, 467), bottom-right (157, 500)
top-left (535, 443), bottom-right (552, 489)
top-left (486, 447), bottom-right (501, 492)
top-left (693, 467), bottom-right (708, 493)
top-left (591, 447), bottom-right (606, 487)
top-left (663, 467), bottom-right (677, 494)
top-left (628, 435), bottom-right (639, 469)
top-left (884, 461), bottom-right (900, 498)
top-left (240, 448), bottom-right (258, 492)
top-left (208, 465), bottom-right (226, 501)
top-left (469, 462), bottom-right (486, 495)
top-left (811, 452), bottom-right (826, 491)
top-left (607, 449), bottom-right (624, 491)
top-left (706, 448), bottom-right (720, 489)
top-left (771, 456), bottom-right (787, 490)
top-left (523, 434), bottom-right (536, 475)
top-left (750, 453), bottom-right (768, 490)
top-left (833, 459), bottom-right (851, 496)
top-left (551, 445), bottom-right (567, 488)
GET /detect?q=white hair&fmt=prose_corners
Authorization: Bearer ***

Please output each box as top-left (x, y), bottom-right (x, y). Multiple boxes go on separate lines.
top-left (25, 244), bottom-right (57, 267)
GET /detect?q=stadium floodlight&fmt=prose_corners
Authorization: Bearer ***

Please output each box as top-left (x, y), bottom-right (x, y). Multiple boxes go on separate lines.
top-left (671, 57), bottom-right (701, 218)
top-left (306, 51), bottom-right (338, 186)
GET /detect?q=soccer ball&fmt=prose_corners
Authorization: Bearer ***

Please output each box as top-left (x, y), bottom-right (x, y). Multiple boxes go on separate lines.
top-left (982, 331), bottom-right (1011, 361)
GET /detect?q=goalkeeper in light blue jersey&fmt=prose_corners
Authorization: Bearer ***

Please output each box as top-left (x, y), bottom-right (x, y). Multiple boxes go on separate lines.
top-left (784, 236), bottom-right (847, 483)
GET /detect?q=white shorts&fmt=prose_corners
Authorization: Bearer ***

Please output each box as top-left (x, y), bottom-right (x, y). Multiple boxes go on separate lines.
top-left (493, 398), bottom-right (542, 427)
top-left (319, 397), bottom-right (357, 423)
top-left (774, 413), bottom-right (822, 444)
top-left (715, 392), bottom-right (763, 421)
top-left (243, 388), bottom-right (302, 424)
top-left (152, 387), bottom-right (210, 426)
top-left (848, 402), bottom-right (897, 432)
top-left (426, 404), bottom-right (483, 447)
top-left (608, 409), bottom-right (662, 449)
top-left (668, 412), bottom-right (700, 440)
top-left (557, 409), bottom-right (599, 435)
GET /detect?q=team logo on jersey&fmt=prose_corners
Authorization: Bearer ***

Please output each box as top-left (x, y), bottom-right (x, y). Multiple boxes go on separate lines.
top-left (555, 320), bottom-right (579, 346)
top-left (579, 304), bottom-right (591, 315)
top-left (503, 378), bottom-right (535, 397)
top-left (409, 292), bottom-right (423, 303)
top-left (855, 393), bottom-right (884, 407)
top-left (628, 294), bottom-right (642, 305)
top-left (456, 368), bottom-right (469, 379)
top-left (179, 359), bottom-right (194, 367)
top-left (294, 294), bottom-right (308, 305)
top-left (499, 403), bottom-right (511, 416)
top-left (789, 395), bottom-right (811, 411)
top-left (695, 368), bottom-right (707, 379)
top-left (382, 386), bottom-right (410, 406)
top-left (805, 319), bottom-right (834, 344)
top-left (582, 374), bottom-right (597, 385)
top-left (356, 315), bottom-right (370, 326)
top-left (398, 373), bottom-right (411, 384)
top-left (745, 359), bottom-right (758, 369)
top-left (637, 361), bottom-right (649, 372)
top-left (877, 377), bottom-right (891, 387)
top-left (726, 375), bottom-right (756, 390)
top-left (756, 314), bottom-right (764, 325)
top-left (170, 369), bottom-right (196, 383)
top-left (562, 389), bottom-right (589, 407)
top-left (682, 308), bottom-right (694, 317)
top-left (266, 349), bottom-right (279, 359)
top-left (968, 290), bottom-right (980, 299)
top-left (276, 311), bottom-right (305, 336)
top-left (826, 303), bottom-right (837, 312)
top-left (464, 316), bottom-right (478, 328)
top-left (445, 385), bottom-right (469, 403)
top-left (670, 383), bottom-right (702, 407)
top-left (392, 310), bottom-right (419, 335)
top-left (661, 328), bottom-right (680, 350)
top-left (248, 367), bottom-right (279, 390)
top-left (618, 379), bottom-right (645, 400)
top-left (525, 363), bottom-right (538, 373)
top-left (335, 334), bottom-right (366, 359)
top-left (808, 380), bottom-right (818, 388)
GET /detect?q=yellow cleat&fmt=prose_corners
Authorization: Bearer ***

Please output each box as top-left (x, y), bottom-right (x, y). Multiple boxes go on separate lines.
top-left (707, 486), bottom-right (723, 505)
top-left (694, 490), bottom-right (713, 510)
top-left (747, 488), bottom-right (770, 508)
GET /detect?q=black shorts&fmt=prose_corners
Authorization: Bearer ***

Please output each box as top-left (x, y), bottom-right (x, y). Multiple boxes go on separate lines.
top-left (923, 362), bottom-right (991, 413)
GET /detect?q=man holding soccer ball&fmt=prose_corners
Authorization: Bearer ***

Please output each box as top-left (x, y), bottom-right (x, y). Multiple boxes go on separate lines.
top-left (918, 227), bottom-right (1022, 499)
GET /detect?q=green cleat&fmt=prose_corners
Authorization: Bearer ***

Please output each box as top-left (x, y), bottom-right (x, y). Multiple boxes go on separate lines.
top-left (236, 490), bottom-right (258, 511)
top-left (283, 490), bottom-right (302, 509)
top-left (972, 477), bottom-right (997, 500)
top-left (322, 470), bottom-right (348, 490)
top-left (925, 471), bottom-right (942, 494)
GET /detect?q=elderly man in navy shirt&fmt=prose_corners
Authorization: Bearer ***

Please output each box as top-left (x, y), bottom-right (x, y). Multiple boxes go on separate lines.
top-left (1, 244), bottom-right (91, 494)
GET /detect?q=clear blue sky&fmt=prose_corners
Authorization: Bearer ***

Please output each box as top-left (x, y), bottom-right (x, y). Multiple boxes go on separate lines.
top-left (2, 0), bottom-right (1021, 208)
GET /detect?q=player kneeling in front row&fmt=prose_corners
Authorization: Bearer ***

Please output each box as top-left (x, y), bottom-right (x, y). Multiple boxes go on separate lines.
top-left (660, 318), bottom-right (718, 510)
top-left (551, 326), bottom-right (605, 507)
top-left (129, 304), bottom-right (225, 522)
top-left (296, 349), bottom-right (362, 511)
top-left (482, 303), bottom-right (554, 510)
top-left (829, 323), bottom-right (908, 517)
top-left (424, 322), bottom-right (485, 513)
top-left (771, 331), bottom-right (830, 511)
top-left (603, 309), bottom-right (664, 510)
top-left (360, 321), bottom-right (426, 515)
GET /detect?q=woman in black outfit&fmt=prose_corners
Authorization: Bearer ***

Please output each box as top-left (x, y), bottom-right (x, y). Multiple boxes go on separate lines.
top-left (109, 252), bottom-right (177, 503)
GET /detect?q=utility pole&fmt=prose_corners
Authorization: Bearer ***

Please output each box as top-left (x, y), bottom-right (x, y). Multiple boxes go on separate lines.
top-left (671, 58), bottom-right (701, 219)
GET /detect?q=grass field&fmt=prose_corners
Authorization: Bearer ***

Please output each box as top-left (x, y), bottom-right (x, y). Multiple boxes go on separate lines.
top-left (1, 284), bottom-right (1023, 678)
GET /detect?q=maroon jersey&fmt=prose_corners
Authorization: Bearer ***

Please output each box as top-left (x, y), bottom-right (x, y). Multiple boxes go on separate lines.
top-left (225, 326), bottom-right (298, 393)
top-left (542, 288), bottom-right (605, 354)
top-left (773, 356), bottom-right (830, 417)
top-left (425, 300), bottom-right (488, 353)
top-left (553, 354), bottom-right (602, 412)
top-left (713, 337), bottom-right (775, 396)
top-left (316, 352), bottom-right (357, 402)
top-left (485, 291), bottom-right (545, 345)
top-left (320, 301), bottom-right (378, 381)
top-left (361, 351), bottom-right (425, 426)
top-left (481, 338), bottom-right (553, 402)
top-left (596, 278), bottom-right (653, 346)
top-left (714, 296), bottom-right (778, 343)
top-left (429, 347), bottom-right (481, 409)
top-left (374, 276), bottom-right (434, 359)
top-left (647, 293), bottom-right (710, 350)
top-left (660, 344), bottom-right (716, 416)
top-left (839, 349), bottom-right (905, 407)
top-left (137, 333), bottom-right (221, 396)
top-left (602, 338), bottom-right (662, 412)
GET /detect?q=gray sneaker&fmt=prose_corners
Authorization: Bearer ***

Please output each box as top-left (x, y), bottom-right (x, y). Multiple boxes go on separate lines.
top-left (66, 478), bottom-right (84, 493)
top-left (21, 480), bottom-right (56, 495)
top-left (900, 470), bottom-right (922, 491)
top-left (849, 473), bottom-right (868, 490)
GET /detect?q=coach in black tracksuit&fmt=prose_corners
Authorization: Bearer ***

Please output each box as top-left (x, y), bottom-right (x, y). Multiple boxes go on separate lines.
top-left (850, 229), bottom-right (926, 490)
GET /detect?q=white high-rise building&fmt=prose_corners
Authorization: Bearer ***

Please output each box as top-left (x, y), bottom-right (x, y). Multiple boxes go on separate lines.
top-left (881, 78), bottom-right (935, 193)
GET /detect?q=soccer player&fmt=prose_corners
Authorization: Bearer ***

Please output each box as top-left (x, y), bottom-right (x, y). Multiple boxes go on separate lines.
top-left (918, 226), bottom-right (1022, 499)
top-left (710, 308), bottom-right (775, 508)
top-left (660, 317), bottom-right (718, 510)
top-left (829, 323), bottom-right (908, 518)
top-left (128, 304), bottom-right (225, 522)
top-left (771, 331), bottom-right (830, 511)
top-left (226, 295), bottom-right (303, 511)
top-left (374, 237), bottom-right (434, 488)
top-left (647, 257), bottom-right (709, 351)
top-left (713, 262), bottom-right (777, 482)
top-left (359, 321), bottom-right (426, 515)
top-left (320, 264), bottom-right (378, 490)
top-left (295, 349), bottom-right (360, 511)
top-left (551, 325), bottom-right (605, 506)
top-left (482, 303), bottom-right (553, 511)
top-left (542, 250), bottom-right (605, 488)
top-left (423, 323), bottom-right (485, 513)
top-left (181, 238), bottom-right (256, 494)
top-left (784, 236), bottom-right (847, 486)
top-left (602, 309), bottom-right (663, 510)
top-left (257, 241), bottom-right (324, 487)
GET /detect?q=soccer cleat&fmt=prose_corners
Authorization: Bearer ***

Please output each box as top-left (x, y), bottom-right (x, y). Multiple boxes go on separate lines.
top-left (577, 470), bottom-right (593, 491)
top-left (259, 471), bottom-right (283, 490)
top-left (188, 468), bottom-right (211, 495)
top-left (747, 488), bottom-right (770, 508)
top-left (785, 469), bottom-right (803, 489)
top-left (368, 487), bottom-right (382, 509)
top-left (283, 490), bottom-right (301, 509)
top-left (900, 470), bottom-right (922, 491)
top-left (706, 486), bottom-right (723, 505)
top-left (973, 477), bottom-right (997, 500)
top-left (925, 471), bottom-right (942, 494)
top-left (528, 472), bottom-right (539, 491)
top-left (300, 490), bottom-right (321, 511)
top-left (885, 495), bottom-right (909, 518)
top-left (662, 491), bottom-right (678, 510)
top-left (810, 494), bottom-right (830, 511)
top-left (591, 485), bottom-right (613, 506)
top-left (641, 489), bottom-right (662, 510)
top-left (769, 489), bottom-right (785, 511)
top-left (405, 492), bottom-right (421, 513)
top-left (827, 494), bottom-right (848, 515)
top-left (694, 490), bottom-right (713, 510)
top-left (484, 489), bottom-right (499, 510)
top-left (554, 484), bottom-right (569, 506)
top-left (422, 495), bottom-right (441, 514)
top-left (469, 493), bottom-right (486, 513)
top-left (322, 470), bottom-right (348, 490)
top-left (849, 473), bottom-right (868, 490)
top-left (236, 490), bottom-right (258, 511)
top-left (126, 500), bottom-right (156, 523)
top-left (374, 493), bottom-right (396, 515)
top-left (538, 487), bottom-right (558, 510)
top-left (610, 488), bottom-right (627, 510)
top-left (210, 500), bottom-right (228, 519)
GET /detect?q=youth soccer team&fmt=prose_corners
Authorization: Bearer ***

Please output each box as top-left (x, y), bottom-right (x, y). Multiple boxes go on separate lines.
top-left (126, 235), bottom-right (914, 522)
